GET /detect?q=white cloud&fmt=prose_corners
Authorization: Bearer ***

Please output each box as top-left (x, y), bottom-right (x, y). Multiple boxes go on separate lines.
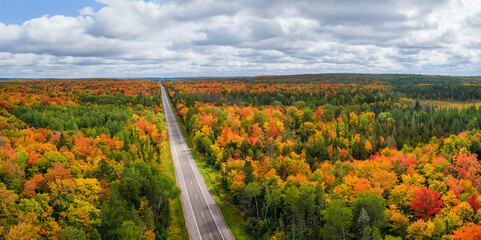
top-left (0, 0), bottom-right (480, 77)
top-left (79, 7), bottom-right (95, 16)
top-left (0, 23), bottom-right (21, 42)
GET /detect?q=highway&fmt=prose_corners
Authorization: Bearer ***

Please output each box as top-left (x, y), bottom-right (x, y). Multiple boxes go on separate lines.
top-left (162, 85), bottom-right (234, 240)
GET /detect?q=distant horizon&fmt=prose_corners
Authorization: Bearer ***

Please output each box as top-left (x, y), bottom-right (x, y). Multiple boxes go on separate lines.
top-left (2, 72), bottom-right (481, 80)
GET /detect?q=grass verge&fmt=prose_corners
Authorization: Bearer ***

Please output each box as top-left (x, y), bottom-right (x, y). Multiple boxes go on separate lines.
top-left (158, 112), bottom-right (189, 240)
top-left (165, 92), bottom-right (254, 240)
top-left (163, 148), bottom-right (189, 240)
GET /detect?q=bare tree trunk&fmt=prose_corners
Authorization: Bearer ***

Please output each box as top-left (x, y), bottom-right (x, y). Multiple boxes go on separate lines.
top-left (157, 195), bottom-right (163, 215)
top-left (264, 204), bottom-right (269, 220)
top-left (255, 196), bottom-right (260, 220)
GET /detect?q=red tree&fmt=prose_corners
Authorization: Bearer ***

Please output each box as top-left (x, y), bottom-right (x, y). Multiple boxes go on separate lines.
top-left (21, 180), bottom-right (36, 198)
top-left (468, 194), bottom-right (480, 213)
top-left (44, 163), bottom-right (72, 183)
top-left (410, 187), bottom-right (443, 220)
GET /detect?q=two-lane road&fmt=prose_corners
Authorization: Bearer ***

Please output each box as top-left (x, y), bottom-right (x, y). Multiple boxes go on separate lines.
top-left (162, 86), bottom-right (233, 240)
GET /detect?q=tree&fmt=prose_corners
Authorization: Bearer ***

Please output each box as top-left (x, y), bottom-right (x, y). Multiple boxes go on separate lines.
top-left (407, 219), bottom-right (435, 239)
top-left (353, 191), bottom-right (387, 235)
top-left (387, 207), bottom-right (409, 237)
top-left (264, 181), bottom-right (282, 221)
top-left (467, 194), bottom-right (480, 213)
top-left (57, 227), bottom-right (87, 240)
top-left (243, 181), bottom-right (262, 220)
top-left (44, 163), bottom-right (72, 183)
top-left (117, 220), bottom-right (142, 240)
top-left (303, 107), bottom-right (313, 122)
top-left (21, 180), bottom-right (36, 198)
top-left (57, 132), bottom-right (67, 150)
top-left (411, 187), bottom-right (443, 220)
top-left (456, 202), bottom-right (475, 223)
top-left (4, 222), bottom-right (39, 240)
top-left (360, 226), bottom-right (382, 240)
top-left (358, 208), bottom-right (371, 235)
top-left (450, 224), bottom-right (481, 240)
top-left (320, 199), bottom-right (352, 240)
top-left (253, 111), bottom-right (267, 128)
top-left (364, 140), bottom-right (373, 154)
top-left (243, 160), bottom-right (255, 184)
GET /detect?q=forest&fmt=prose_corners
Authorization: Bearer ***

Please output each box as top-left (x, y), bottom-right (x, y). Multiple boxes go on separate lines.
top-left (164, 74), bottom-right (481, 239)
top-left (0, 79), bottom-right (181, 239)
top-left (3, 74), bottom-right (481, 240)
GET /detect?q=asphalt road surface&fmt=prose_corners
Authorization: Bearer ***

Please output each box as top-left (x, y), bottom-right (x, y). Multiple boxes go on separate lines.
top-left (162, 85), bottom-right (234, 240)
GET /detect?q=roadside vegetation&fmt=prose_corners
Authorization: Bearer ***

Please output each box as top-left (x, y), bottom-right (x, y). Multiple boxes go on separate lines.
top-left (166, 89), bottom-right (253, 240)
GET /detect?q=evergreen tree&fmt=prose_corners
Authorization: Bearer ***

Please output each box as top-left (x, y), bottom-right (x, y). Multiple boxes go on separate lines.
top-left (320, 199), bottom-right (352, 240)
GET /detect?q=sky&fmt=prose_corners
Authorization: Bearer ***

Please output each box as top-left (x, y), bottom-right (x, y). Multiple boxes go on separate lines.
top-left (0, 0), bottom-right (480, 78)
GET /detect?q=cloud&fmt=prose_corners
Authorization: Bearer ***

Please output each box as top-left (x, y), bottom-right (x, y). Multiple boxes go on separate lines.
top-left (0, 0), bottom-right (480, 77)
top-left (79, 7), bottom-right (95, 16)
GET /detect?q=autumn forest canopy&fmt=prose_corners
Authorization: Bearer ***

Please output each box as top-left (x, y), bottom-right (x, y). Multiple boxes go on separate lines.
top-left (164, 74), bottom-right (481, 239)
top-left (3, 74), bottom-right (481, 239)
top-left (0, 79), bottom-right (178, 239)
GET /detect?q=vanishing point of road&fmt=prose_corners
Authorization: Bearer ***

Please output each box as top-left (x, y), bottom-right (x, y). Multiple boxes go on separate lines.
top-left (162, 85), bottom-right (234, 240)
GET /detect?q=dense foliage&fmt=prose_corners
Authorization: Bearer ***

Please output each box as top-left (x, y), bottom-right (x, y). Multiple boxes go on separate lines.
top-left (165, 75), bottom-right (481, 239)
top-left (239, 74), bottom-right (481, 101)
top-left (0, 79), bottom-right (179, 239)
top-left (12, 105), bottom-right (131, 134)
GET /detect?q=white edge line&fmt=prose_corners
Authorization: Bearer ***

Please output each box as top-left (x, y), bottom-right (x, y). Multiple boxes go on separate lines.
top-left (163, 85), bottom-right (227, 239)
top-left (162, 87), bottom-right (203, 240)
